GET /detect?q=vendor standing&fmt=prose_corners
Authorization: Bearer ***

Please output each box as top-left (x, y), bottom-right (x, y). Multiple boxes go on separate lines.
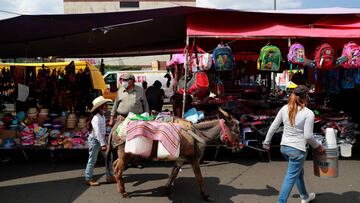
top-left (146, 80), bottom-right (165, 113)
top-left (109, 73), bottom-right (149, 125)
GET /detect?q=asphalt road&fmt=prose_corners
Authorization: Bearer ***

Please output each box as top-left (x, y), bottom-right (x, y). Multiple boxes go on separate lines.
top-left (0, 148), bottom-right (359, 203)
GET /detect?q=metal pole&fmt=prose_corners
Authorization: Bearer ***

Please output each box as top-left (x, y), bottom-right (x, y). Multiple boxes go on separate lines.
top-left (182, 36), bottom-right (189, 118)
top-left (274, 0), bottom-right (277, 10)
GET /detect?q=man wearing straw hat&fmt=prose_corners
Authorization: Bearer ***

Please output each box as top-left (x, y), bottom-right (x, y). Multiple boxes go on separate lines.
top-left (85, 96), bottom-right (116, 186)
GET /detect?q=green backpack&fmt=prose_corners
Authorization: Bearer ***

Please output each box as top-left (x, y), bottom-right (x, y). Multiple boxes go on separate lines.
top-left (257, 45), bottom-right (282, 71)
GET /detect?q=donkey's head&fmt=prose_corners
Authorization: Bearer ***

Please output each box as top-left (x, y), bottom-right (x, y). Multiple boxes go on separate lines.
top-left (218, 108), bottom-right (241, 148)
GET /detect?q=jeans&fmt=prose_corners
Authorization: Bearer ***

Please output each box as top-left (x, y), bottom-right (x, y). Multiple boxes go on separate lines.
top-left (278, 146), bottom-right (309, 203)
top-left (85, 137), bottom-right (113, 181)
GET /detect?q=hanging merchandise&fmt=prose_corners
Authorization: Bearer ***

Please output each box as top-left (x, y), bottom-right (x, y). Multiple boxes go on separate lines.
top-left (168, 46), bottom-right (212, 73)
top-left (323, 69), bottom-right (340, 94)
top-left (213, 44), bottom-right (234, 71)
top-left (257, 45), bottom-right (282, 71)
top-left (354, 69), bottom-right (360, 85)
top-left (178, 72), bottom-right (209, 96)
top-left (287, 42), bottom-right (306, 65)
top-left (214, 80), bottom-right (224, 97)
top-left (341, 41), bottom-right (360, 69)
top-left (17, 83), bottom-right (29, 102)
top-left (341, 69), bottom-right (355, 89)
top-left (194, 46), bottom-right (213, 71)
top-left (213, 71), bottom-right (224, 97)
top-left (315, 43), bottom-right (335, 70)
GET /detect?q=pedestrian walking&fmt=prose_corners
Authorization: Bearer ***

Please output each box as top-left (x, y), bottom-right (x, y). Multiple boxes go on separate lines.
top-left (263, 85), bottom-right (325, 203)
top-left (85, 96), bottom-right (116, 186)
top-left (109, 73), bottom-right (149, 169)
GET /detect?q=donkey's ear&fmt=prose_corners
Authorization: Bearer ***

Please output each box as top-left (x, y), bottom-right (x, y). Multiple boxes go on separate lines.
top-left (219, 107), bottom-right (230, 118)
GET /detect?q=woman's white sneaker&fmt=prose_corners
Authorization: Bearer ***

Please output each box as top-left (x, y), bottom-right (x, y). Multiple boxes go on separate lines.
top-left (301, 193), bottom-right (316, 203)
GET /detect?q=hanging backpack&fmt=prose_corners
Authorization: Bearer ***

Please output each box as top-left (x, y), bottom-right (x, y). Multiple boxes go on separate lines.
top-left (287, 43), bottom-right (306, 65)
top-left (315, 43), bottom-right (335, 70)
top-left (188, 46), bottom-right (213, 73)
top-left (353, 69), bottom-right (360, 85)
top-left (257, 45), bottom-right (282, 71)
top-left (341, 41), bottom-right (360, 68)
top-left (197, 47), bottom-right (213, 71)
top-left (178, 72), bottom-right (209, 96)
top-left (341, 69), bottom-right (355, 89)
top-left (323, 68), bottom-right (340, 94)
top-left (213, 44), bottom-right (234, 71)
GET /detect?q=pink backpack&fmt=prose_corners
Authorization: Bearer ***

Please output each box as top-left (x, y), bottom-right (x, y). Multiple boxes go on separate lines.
top-left (341, 41), bottom-right (360, 68)
top-left (287, 43), bottom-right (306, 65)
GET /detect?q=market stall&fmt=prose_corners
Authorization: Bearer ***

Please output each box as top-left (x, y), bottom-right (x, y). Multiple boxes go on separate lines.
top-left (0, 61), bottom-right (106, 153)
top-left (167, 8), bottom-right (360, 155)
top-left (1, 6), bottom-right (360, 156)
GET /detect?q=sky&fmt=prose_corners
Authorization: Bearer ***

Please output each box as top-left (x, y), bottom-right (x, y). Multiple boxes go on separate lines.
top-left (1, 0), bottom-right (360, 19)
top-left (0, 0), bottom-right (63, 19)
top-left (197, 0), bottom-right (360, 10)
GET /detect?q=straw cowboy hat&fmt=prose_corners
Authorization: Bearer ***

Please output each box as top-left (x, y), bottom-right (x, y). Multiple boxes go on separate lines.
top-left (91, 96), bottom-right (112, 112)
top-left (27, 108), bottom-right (38, 117)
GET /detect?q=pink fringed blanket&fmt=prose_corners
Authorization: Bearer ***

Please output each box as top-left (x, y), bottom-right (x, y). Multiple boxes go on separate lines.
top-left (126, 121), bottom-right (181, 156)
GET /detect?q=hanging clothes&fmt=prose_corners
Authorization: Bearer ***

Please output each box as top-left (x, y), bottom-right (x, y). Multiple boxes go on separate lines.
top-left (17, 83), bottom-right (29, 102)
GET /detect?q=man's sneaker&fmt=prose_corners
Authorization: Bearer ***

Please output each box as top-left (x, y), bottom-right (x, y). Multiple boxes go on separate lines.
top-left (301, 193), bottom-right (316, 203)
top-left (87, 179), bottom-right (100, 186)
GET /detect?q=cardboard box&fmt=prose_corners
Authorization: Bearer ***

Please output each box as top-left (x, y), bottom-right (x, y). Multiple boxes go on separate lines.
top-left (151, 60), bottom-right (159, 70)
top-left (159, 61), bottom-right (167, 70)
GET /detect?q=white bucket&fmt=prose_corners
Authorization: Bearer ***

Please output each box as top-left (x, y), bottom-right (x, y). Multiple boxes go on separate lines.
top-left (157, 142), bottom-right (180, 160)
top-left (125, 136), bottom-right (153, 157)
top-left (325, 128), bottom-right (337, 149)
top-left (340, 143), bottom-right (352, 157)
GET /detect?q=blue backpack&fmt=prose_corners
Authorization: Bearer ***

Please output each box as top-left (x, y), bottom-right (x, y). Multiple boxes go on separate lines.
top-left (213, 44), bottom-right (234, 71)
top-left (354, 69), bottom-right (360, 85)
top-left (323, 69), bottom-right (340, 94)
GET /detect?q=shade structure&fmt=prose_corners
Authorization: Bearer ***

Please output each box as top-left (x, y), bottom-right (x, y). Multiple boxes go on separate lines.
top-left (0, 7), bottom-right (203, 58)
top-left (1, 6), bottom-right (360, 58)
top-left (187, 9), bottom-right (360, 38)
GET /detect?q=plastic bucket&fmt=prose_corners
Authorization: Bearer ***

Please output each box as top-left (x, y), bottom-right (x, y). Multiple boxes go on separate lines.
top-left (313, 148), bottom-right (339, 178)
top-left (125, 136), bottom-right (153, 158)
top-left (340, 143), bottom-right (352, 157)
top-left (325, 128), bottom-right (337, 149)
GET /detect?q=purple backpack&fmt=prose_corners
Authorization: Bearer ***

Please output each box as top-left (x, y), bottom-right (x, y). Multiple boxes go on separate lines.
top-left (287, 43), bottom-right (306, 65)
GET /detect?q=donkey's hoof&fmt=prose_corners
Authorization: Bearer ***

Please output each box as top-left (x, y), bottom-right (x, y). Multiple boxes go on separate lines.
top-left (164, 188), bottom-right (171, 197)
top-left (122, 192), bottom-right (130, 198)
top-left (203, 194), bottom-right (215, 202)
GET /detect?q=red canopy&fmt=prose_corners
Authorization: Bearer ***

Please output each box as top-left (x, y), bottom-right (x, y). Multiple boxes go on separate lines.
top-left (187, 9), bottom-right (360, 38)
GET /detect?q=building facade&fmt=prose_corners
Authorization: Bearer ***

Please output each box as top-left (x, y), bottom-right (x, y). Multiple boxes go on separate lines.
top-left (64, 0), bottom-right (195, 66)
top-left (64, 0), bottom-right (196, 14)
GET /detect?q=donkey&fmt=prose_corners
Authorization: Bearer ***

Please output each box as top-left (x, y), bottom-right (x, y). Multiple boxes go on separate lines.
top-left (107, 109), bottom-right (240, 201)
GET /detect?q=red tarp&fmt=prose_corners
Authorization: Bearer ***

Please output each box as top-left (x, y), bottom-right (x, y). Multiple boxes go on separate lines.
top-left (187, 10), bottom-right (360, 38)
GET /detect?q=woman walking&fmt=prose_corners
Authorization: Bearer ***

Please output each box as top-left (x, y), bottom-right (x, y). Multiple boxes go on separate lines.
top-left (263, 85), bottom-right (324, 203)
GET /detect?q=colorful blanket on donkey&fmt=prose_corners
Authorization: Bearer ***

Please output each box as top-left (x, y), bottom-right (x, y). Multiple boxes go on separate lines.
top-left (126, 121), bottom-right (181, 156)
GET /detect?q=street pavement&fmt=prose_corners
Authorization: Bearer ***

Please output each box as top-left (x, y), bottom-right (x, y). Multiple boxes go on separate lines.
top-left (0, 148), bottom-right (359, 203)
